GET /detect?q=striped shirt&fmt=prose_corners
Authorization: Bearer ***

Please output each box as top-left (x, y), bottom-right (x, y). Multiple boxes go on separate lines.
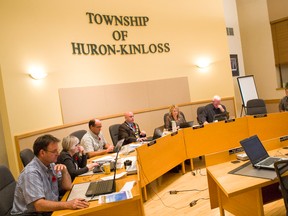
top-left (11, 157), bottom-right (59, 215)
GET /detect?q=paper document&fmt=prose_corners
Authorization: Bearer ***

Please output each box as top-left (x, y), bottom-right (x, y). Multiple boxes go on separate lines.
top-left (92, 155), bottom-right (115, 163)
top-left (66, 182), bottom-right (98, 201)
top-left (120, 181), bottom-right (136, 192)
top-left (100, 172), bottom-right (127, 180)
top-left (98, 190), bottom-right (132, 204)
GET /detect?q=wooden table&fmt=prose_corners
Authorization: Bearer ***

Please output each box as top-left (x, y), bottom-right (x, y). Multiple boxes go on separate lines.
top-left (136, 130), bottom-right (186, 200)
top-left (206, 145), bottom-right (288, 216)
top-left (52, 157), bottom-right (144, 216)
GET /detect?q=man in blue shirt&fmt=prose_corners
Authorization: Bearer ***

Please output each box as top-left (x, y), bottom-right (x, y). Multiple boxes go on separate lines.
top-left (11, 134), bottom-right (89, 215)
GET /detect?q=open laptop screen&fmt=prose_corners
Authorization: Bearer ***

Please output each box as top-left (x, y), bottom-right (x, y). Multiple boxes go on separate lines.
top-left (240, 135), bottom-right (269, 165)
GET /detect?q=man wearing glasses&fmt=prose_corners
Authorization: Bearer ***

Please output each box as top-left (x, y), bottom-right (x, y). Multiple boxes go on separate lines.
top-left (81, 119), bottom-right (114, 158)
top-left (11, 134), bottom-right (89, 216)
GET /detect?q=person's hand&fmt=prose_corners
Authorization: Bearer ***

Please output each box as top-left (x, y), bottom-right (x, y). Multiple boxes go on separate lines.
top-left (106, 145), bottom-right (114, 153)
top-left (86, 162), bottom-right (98, 170)
top-left (54, 164), bottom-right (68, 174)
top-left (203, 121), bottom-right (209, 125)
top-left (67, 198), bottom-right (90, 209)
top-left (217, 105), bottom-right (225, 112)
top-left (137, 137), bottom-right (147, 142)
top-left (78, 145), bottom-right (85, 154)
top-left (140, 130), bottom-right (146, 136)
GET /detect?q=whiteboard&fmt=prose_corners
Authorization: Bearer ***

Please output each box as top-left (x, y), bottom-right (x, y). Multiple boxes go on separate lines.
top-left (237, 75), bottom-right (258, 107)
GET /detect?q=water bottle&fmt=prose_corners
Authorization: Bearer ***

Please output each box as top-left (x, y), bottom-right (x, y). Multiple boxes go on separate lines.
top-left (172, 121), bottom-right (177, 132)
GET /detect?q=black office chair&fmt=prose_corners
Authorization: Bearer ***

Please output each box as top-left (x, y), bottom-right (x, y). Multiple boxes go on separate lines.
top-left (109, 124), bottom-right (121, 146)
top-left (20, 148), bottom-right (35, 167)
top-left (0, 165), bottom-right (17, 216)
top-left (197, 106), bottom-right (205, 125)
top-left (70, 129), bottom-right (87, 142)
top-left (274, 160), bottom-right (288, 216)
top-left (154, 125), bottom-right (164, 138)
top-left (246, 99), bottom-right (267, 115)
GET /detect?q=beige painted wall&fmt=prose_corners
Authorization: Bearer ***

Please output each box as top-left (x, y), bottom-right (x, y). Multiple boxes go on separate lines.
top-left (267, 0), bottom-right (288, 21)
top-left (236, 0), bottom-right (282, 101)
top-left (0, 0), bottom-right (234, 176)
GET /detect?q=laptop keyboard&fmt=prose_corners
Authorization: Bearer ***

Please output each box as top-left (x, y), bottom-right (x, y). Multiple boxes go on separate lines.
top-left (86, 179), bottom-right (114, 196)
top-left (258, 157), bottom-right (280, 166)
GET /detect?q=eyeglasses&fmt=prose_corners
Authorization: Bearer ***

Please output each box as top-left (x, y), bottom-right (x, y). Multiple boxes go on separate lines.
top-left (44, 149), bottom-right (59, 154)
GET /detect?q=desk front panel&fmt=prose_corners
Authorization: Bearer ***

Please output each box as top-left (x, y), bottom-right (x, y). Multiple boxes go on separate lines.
top-left (247, 112), bottom-right (288, 140)
top-left (52, 171), bottom-right (144, 216)
top-left (136, 130), bottom-right (186, 187)
top-left (184, 117), bottom-right (249, 158)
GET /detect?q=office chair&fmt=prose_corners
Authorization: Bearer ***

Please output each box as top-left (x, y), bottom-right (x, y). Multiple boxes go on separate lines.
top-left (197, 106), bottom-right (205, 125)
top-left (109, 124), bottom-right (121, 146)
top-left (20, 148), bottom-right (35, 167)
top-left (246, 99), bottom-right (267, 115)
top-left (274, 160), bottom-right (288, 216)
top-left (0, 165), bottom-right (17, 216)
top-left (70, 129), bottom-right (87, 142)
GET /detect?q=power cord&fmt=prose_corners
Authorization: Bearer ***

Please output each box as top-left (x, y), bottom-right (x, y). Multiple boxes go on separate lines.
top-left (189, 198), bottom-right (209, 207)
top-left (169, 188), bottom-right (207, 194)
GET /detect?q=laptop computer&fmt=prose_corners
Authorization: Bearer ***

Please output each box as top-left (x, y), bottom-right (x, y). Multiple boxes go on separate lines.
top-left (240, 135), bottom-right (282, 169)
top-left (146, 127), bottom-right (164, 141)
top-left (213, 112), bottom-right (229, 122)
top-left (179, 121), bottom-right (194, 129)
top-left (85, 139), bottom-right (124, 197)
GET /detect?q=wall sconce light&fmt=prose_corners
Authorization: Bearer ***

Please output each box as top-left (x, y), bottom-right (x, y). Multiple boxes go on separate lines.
top-left (195, 58), bottom-right (211, 68)
top-left (28, 66), bottom-right (47, 80)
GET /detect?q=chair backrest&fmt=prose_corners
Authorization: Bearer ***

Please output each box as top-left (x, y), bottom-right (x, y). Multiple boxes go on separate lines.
top-left (274, 160), bottom-right (288, 213)
top-left (109, 124), bottom-right (121, 146)
top-left (197, 106), bottom-right (205, 125)
top-left (20, 148), bottom-right (35, 167)
top-left (70, 129), bottom-right (87, 142)
top-left (163, 113), bottom-right (169, 124)
top-left (153, 125), bottom-right (164, 139)
top-left (246, 99), bottom-right (267, 115)
top-left (0, 165), bottom-right (16, 216)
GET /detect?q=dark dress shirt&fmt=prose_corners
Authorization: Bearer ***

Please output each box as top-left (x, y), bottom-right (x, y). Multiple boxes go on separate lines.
top-left (198, 103), bottom-right (227, 124)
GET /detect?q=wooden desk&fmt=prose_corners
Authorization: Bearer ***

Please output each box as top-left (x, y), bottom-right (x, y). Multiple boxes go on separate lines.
top-left (136, 130), bottom-right (186, 200)
top-left (206, 144), bottom-right (288, 216)
top-left (247, 112), bottom-right (288, 140)
top-left (52, 163), bottom-right (144, 216)
top-left (184, 117), bottom-right (249, 169)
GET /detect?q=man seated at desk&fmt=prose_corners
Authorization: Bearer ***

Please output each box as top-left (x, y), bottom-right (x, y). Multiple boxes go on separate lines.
top-left (11, 134), bottom-right (89, 216)
top-left (118, 111), bottom-right (147, 145)
top-left (198, 95), bottom-right (227, 125)
top-left (81, 119), bottom-right (114, 158)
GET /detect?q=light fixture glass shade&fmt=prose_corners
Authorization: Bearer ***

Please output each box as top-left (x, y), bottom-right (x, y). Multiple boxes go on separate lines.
top-left (29, 70), bottom-right (47, 80)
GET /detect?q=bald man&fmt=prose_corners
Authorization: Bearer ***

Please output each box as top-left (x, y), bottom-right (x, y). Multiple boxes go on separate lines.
top-left (118, 111), bottom-right (147, 145)
top-left (81, 119), bottom-right (114, 158)
top-left (198, 95), bottom-right (227, 125)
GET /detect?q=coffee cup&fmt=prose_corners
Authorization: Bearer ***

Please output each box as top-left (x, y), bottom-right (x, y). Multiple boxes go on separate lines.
top-left (101, 162), bottom-right (111, 174)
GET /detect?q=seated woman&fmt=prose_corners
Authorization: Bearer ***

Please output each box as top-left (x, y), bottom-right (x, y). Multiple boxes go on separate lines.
top-left (164, 105), bottom-right (186, 130)
top-left (57, 135), bottom-right (98, 180)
